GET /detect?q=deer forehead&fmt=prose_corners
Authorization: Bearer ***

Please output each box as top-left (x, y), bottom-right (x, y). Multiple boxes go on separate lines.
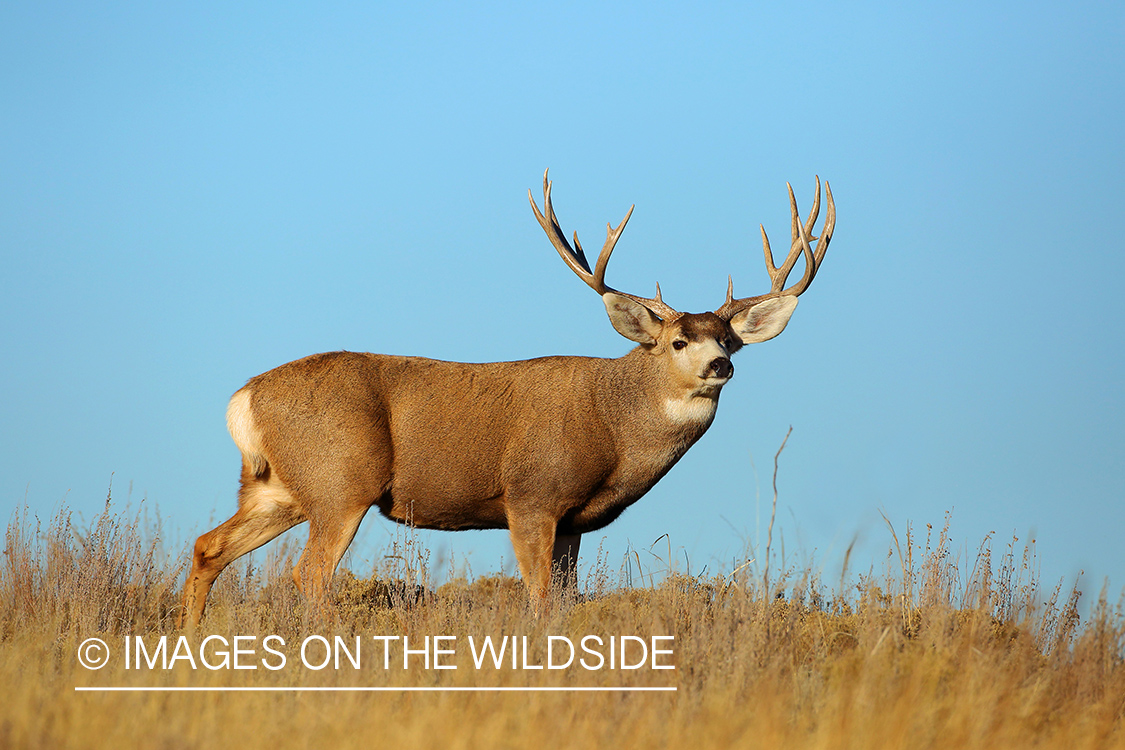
top-left (665, 312), bottom-right (732, 342)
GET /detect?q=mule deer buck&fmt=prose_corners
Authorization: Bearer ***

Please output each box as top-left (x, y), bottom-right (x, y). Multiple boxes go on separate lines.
top-left (179, 170), bottom-right (835, 626)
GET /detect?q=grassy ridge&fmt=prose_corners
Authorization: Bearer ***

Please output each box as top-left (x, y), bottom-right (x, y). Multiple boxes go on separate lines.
top-left (2, 501), bottom-right (1123, 749)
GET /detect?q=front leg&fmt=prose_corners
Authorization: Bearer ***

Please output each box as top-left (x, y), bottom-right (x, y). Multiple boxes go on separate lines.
top-left (507, 508), bottom-right (557, 610)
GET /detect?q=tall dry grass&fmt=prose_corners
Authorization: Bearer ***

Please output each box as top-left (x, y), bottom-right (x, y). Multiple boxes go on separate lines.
top-left (2, 497), bottom-right (1123, 749)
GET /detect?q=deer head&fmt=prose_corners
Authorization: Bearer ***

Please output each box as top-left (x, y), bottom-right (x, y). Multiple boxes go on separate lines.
top-left (529, 169), bottom-right (835, 398)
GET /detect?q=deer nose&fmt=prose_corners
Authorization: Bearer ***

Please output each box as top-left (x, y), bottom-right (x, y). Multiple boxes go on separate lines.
top-left (708, 357), bottom-right (733, 379)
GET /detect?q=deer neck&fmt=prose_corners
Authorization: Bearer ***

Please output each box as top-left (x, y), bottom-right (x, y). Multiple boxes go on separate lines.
top-left (598, 348), bottom-right (720, 441)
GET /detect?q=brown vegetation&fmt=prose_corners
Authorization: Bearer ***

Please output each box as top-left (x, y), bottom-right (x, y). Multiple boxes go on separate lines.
top-left (2, 500), bottom-right (1123, 749)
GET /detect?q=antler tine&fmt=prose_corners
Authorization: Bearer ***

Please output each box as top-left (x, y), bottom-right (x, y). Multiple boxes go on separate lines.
top-left (529, 169), bottom-right (679, 320)
top-left (770, 178), bottom-right (820, 293)
top-left (785, 181), bottom-right (835, 296)
top-left (590, 207), bottom-right (634, 291)
top-left (715, 177), bottom-right (834, 320)
top-left (773, 182), bottom-right (817, 295)
top-left (761, 224), bottom-right (778, 277)
top-left (821, 181), bottom-right (835, 264)
top-left (788, 176), bottom-right (821, 254)
top-left (529, 170), bottom-right (596, 285)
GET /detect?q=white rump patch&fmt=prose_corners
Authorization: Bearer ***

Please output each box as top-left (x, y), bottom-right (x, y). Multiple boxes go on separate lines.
top-left (662, 396), bottom-right (718, 427)
top-left (239, 477), bottom-right (300, 515)
top-left (226, 388), bottom-right (267, 476)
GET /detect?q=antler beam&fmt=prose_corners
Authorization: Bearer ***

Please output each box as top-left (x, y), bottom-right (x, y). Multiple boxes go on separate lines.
top-left (715, 177), bottom-right (835, 320)
top-left (529, 169), bottom-right (680, 321)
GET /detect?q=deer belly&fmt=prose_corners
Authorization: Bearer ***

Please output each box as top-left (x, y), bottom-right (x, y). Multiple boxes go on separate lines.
top-left (385, 459), bottom-right (508, 531)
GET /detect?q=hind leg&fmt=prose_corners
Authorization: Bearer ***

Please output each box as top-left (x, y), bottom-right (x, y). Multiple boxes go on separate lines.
top-left (292, 504), bottom-right (371, 610)
top-left (180, 473), bottom-right (304, 628)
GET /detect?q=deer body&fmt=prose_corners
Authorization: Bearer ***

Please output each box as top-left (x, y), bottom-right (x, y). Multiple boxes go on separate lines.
top-left (180, 171), bottom-right (834, 626)
top-left (235, 346), bottom-right (714, 534)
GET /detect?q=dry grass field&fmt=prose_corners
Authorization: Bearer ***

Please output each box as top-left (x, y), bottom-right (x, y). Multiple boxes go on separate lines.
top-left (2, 499), bottom-right (1123, 749)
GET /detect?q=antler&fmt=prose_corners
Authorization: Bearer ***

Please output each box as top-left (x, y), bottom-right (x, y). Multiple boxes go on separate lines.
top-left (714, 177), bottom-right (835, 320)
top-left (529, 169), bottom-right (681, 321)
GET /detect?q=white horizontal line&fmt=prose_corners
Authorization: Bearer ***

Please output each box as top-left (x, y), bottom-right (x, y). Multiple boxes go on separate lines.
top-left (75, 686), bottom-right (676, 693)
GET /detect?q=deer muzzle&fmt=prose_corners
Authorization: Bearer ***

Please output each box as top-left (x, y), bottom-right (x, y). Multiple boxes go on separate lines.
top-left (707, 357), bottom-right (734, 380)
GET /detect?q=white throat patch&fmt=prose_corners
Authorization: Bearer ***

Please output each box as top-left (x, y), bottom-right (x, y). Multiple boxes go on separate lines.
top-left (662, 395), bottom-right (718, 427)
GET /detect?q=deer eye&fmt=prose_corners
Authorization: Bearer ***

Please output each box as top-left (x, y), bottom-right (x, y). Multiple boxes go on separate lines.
top-left (672, 340), bottom-right (687, 351)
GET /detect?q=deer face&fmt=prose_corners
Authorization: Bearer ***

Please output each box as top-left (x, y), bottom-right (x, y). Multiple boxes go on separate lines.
top-left (665, 312), bottom-right (739, 388)
top-left (602, 293), bottom-right (799, 397)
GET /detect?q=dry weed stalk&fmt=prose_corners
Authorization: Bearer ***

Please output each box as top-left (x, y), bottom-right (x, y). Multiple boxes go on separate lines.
top-left (1, 497), bottom-right (1121, 749)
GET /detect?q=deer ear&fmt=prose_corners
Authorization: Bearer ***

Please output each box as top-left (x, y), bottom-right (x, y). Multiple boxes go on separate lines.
top-left (729, 296), bottom-right (798, 344)
top-left (603, 292), bottom-right (665, 345)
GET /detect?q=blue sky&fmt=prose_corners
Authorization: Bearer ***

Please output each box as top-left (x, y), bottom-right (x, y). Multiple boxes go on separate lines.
top-left (3, 2), bottom-right (1122, 602)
